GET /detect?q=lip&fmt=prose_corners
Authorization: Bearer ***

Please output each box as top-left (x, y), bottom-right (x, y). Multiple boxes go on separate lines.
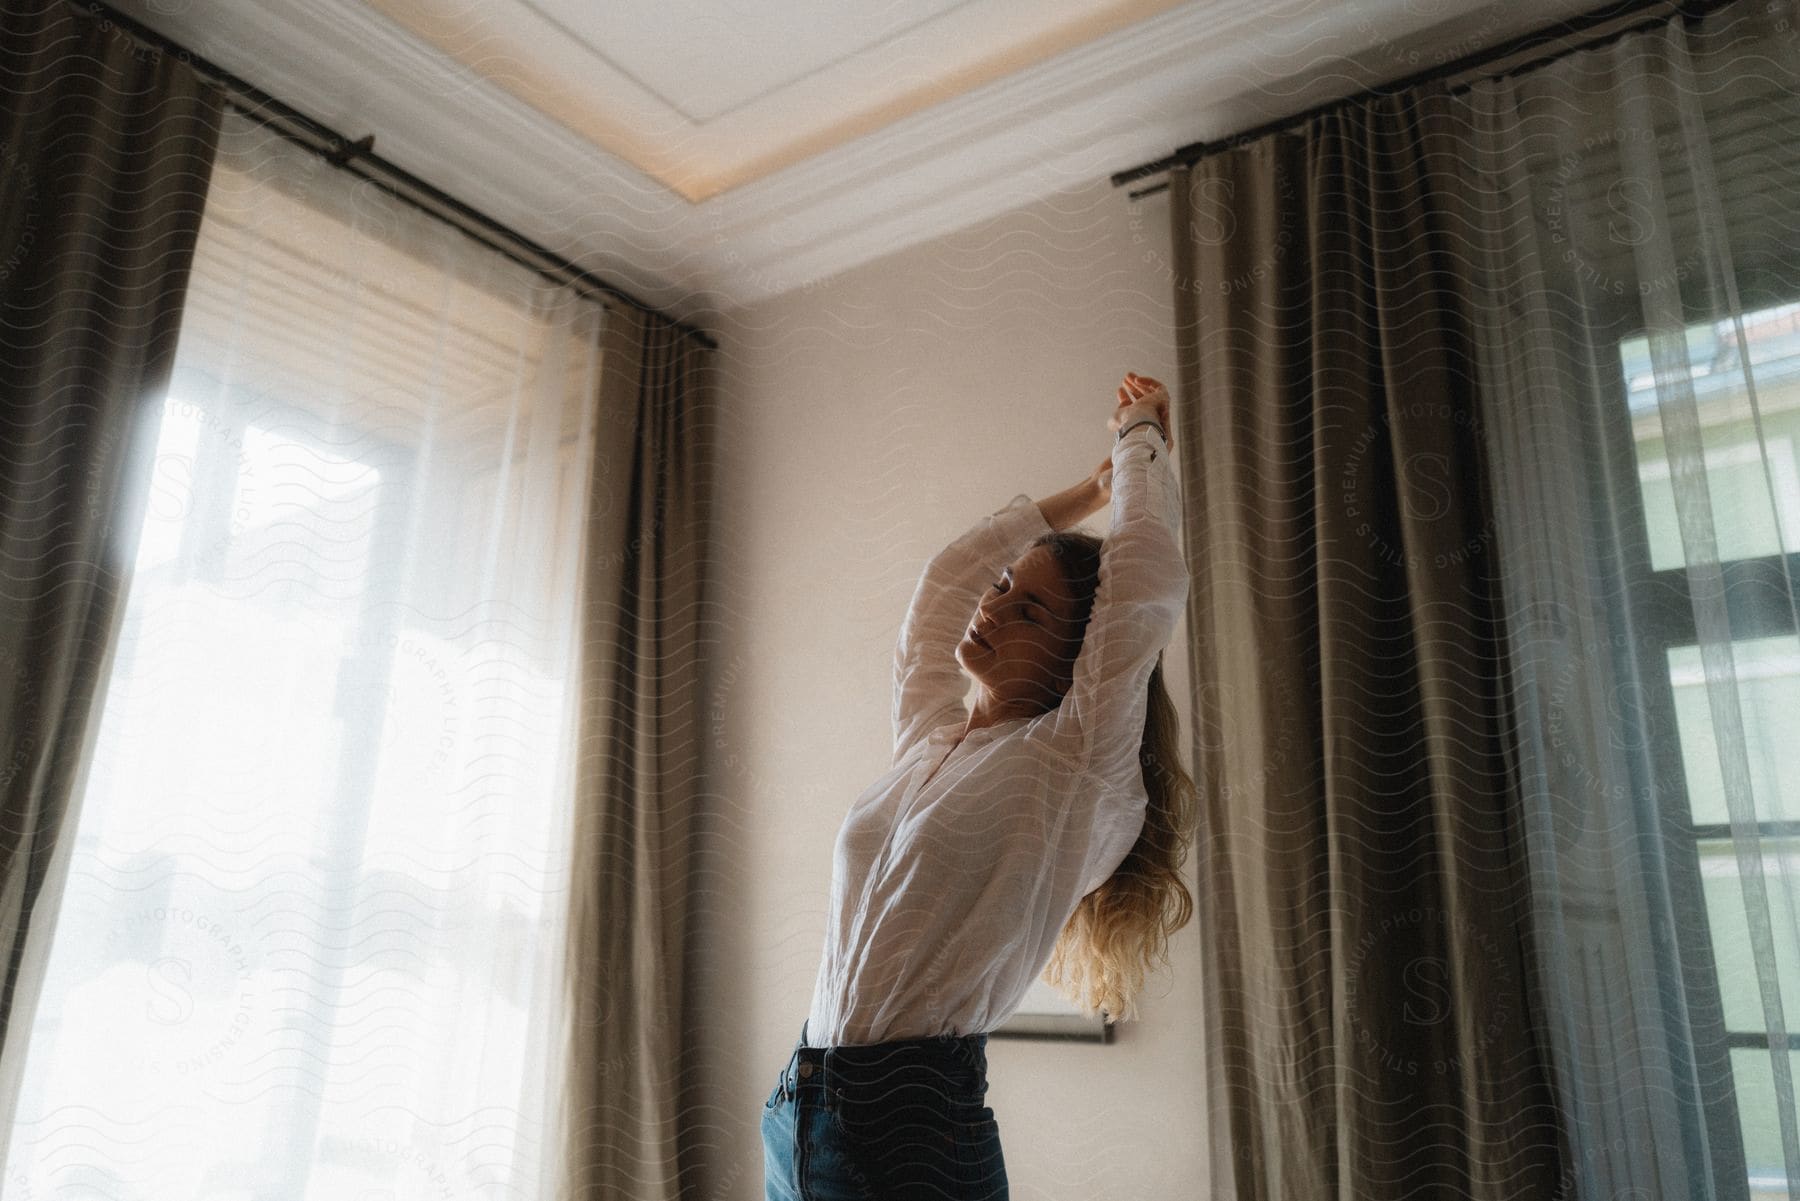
top-left (969, 626), bottom-right (992, 650)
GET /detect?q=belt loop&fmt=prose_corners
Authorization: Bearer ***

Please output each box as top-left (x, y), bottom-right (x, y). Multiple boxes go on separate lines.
top-left (825, 1043), bottom-right (846, 1121)
top-left (785, 1020), bottom-right (806, 1101)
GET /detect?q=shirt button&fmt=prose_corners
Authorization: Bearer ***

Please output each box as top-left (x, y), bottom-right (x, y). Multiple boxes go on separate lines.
top-left (798, 1063), bottom-right (814, 1078)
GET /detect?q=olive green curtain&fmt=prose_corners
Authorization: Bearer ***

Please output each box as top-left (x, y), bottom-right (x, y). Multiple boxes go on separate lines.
top-left (1167, 66), bottom-right (1568, 1201)
top-left (0, 0), bottom-right (222, 1071)
top-left (558, 304), bottom-right (720, 1201)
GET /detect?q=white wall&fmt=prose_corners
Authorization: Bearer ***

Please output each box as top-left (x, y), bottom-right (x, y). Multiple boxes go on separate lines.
top-left (702, 171), bottom-right (1208, 1199)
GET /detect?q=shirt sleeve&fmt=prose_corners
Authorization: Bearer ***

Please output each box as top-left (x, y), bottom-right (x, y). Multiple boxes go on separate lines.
top-left (1038, 421), bottom-right (1189, 791)
top-left (892, 491), bottom-right (1054, 766)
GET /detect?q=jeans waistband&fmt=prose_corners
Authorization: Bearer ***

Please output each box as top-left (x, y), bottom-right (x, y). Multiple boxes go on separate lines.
top-left (781, 1018), bottom-right (989, 1104)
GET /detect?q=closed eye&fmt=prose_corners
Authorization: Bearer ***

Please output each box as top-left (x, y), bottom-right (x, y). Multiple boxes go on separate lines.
top-left (991, 573), bottom-right (1040, 623)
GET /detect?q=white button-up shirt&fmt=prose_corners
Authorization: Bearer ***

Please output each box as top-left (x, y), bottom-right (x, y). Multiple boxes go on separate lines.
top-left (804, 421), bottom-right (1189, 1047)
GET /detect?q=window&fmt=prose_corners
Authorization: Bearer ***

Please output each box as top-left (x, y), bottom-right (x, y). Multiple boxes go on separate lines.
top-left (1620, 301), bottom-right (1800, 1201)
top-left (3, 112), bottom-right (603, 1197)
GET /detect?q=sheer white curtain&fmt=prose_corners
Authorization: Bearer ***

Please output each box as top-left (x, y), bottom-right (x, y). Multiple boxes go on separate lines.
top-left (1455, 2), bottom-right (1800, 1198)
top-left (0, 111), bottom-right (604, 1196)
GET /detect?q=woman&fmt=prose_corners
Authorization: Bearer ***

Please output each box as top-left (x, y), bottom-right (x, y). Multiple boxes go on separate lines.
top-left (761, 371), bottom-right (1197, 1201)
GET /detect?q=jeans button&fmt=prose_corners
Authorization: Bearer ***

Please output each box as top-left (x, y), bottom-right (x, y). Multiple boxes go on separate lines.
top-left (798, 1062), bottom-right (813, 1078)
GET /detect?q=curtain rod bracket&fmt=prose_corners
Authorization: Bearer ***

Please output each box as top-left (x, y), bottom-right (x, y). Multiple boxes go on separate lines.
top-left (326, 133), bottom-right (376, 167)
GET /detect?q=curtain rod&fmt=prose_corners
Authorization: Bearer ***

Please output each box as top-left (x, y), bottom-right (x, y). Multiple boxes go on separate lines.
top-left (67, 0), bottom-right (719, 351)
top-left (1110, 0), bottom-right (1727, 199)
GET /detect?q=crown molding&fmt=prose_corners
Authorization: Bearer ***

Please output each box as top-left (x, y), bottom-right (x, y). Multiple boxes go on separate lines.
top-left (114, 0), bottom-right (1557, 316)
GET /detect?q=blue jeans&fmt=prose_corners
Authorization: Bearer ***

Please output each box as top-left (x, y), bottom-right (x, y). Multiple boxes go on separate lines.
top-left (761, 1018), bottom-right (1009, 1200)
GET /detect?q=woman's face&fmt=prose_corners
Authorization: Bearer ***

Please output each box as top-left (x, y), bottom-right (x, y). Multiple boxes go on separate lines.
top-left (957, 545), bottom-right (1084, 707)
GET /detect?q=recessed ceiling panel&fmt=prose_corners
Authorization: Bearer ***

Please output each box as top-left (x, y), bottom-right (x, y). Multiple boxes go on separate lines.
top-left (364, 0), bottom-right (1193, 200)
top-left (526, 0), bottom-right (976, 123)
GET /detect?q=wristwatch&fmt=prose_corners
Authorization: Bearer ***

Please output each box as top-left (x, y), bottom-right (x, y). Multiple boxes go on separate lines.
top-left (1116, 417), bottom-right (1167, 444)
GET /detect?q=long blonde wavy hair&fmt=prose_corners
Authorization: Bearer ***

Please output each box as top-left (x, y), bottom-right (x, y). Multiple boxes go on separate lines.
top-left (1026, 528), bottom-right (1197, 1025)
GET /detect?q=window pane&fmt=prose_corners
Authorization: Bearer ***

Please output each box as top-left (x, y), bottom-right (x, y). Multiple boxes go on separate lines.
top-left (1669, 636), bottom-right (1800, 826)
top-left (1622, 302), bottom-right (1800, 571)
top-left (1699, 837), bottom-right (1800, 1033)
top-left (1729, 1047), bottom-right (1800, 1198)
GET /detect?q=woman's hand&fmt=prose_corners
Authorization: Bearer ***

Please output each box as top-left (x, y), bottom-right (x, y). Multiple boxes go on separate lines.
top-left (1107, 371), bottom-right (1172, 452)
top-left (1059, 373), bottom-right (1170, 525)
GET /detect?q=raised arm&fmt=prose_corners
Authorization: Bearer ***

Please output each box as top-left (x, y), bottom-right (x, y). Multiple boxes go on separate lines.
top-left (1040, 415), bottom-right (1190, 790)
top-left (891, 493), bottom-right (1053, 765)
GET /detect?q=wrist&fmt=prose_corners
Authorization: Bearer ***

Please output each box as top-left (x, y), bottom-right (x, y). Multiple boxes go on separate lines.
top-left (1116, 398), bottom-right (1162, 426)
top-left (1115, 417), bottom-right (1166, 444)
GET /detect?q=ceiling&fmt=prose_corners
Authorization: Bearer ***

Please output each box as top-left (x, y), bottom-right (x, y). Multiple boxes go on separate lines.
top-left (118, 0), bottom-right (1592, 323)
